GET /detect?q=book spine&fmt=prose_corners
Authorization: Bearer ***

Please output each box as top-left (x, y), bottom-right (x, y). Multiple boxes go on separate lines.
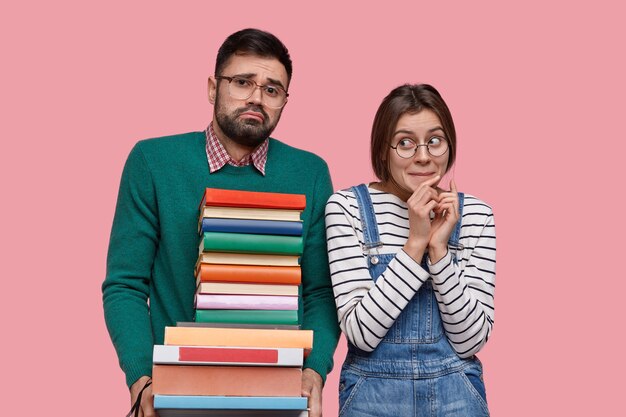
top-left (201, 232), bottom-right (303, 255)
top-left (152, 365), bottom-right (303, 396)
top-left (196, 282), bottom-right (299, 296)
top-left (202, 206), bottom-right (302, 222)
top-left (175, 321), bottom-right (301, 330)
top-left (164, 327), bottom-right (313, 348)
top-left (201, 188), bottom-right (306, 210)
top-left (194, 309), bottom-right (299, 325)
top-left (195, 294), bottom-right (298, 310)
top-left (154, 395), bottom-right (308, 410)
top-left (200, 218), bottom-right (303, 236)
top-left (152, 345), bottom-right (304, 366)
top-left (197, 263), bottom-right (302, 284)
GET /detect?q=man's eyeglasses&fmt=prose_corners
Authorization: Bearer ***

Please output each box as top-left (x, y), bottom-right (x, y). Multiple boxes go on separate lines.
top-left (390, 137), bottom-right (449, 158)
top-left (215, 75), bottom-right (289, 109)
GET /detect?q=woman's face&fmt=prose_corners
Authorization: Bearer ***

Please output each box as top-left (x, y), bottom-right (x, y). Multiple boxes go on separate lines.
top-left (386, 109), bottom-right (450, 196)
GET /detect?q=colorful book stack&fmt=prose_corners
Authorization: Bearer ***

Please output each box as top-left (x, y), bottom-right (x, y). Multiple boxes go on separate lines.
top-left (195, 188), bottom-right (305, 326)
top-left (152, 188), bottom-right (310, 416)
top-left (152, 326), bottom-right (312, 416)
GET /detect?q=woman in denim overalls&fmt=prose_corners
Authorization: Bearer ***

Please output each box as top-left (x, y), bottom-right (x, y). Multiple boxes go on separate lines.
top-left (326, 84), bottom-right (495, 416)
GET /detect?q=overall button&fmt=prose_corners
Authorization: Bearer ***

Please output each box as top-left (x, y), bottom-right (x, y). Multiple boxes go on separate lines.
top-left (370, 256), bottom-right (379, 265)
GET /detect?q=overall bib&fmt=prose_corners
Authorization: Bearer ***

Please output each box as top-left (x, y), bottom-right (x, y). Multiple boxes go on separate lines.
top-left (338, 185), bottom-right (489, 417)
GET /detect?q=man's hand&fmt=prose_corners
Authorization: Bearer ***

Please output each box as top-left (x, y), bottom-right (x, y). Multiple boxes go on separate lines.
top-left (129, 376), bottom-right (157, 417)
top-left (301, 368), bottom-right (323, 417)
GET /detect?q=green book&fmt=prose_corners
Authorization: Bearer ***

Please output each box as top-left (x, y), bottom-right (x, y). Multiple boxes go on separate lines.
top-left (200, 232), bottom-right (303, 255)
top-left (195, 309), bottom-right (299, 325)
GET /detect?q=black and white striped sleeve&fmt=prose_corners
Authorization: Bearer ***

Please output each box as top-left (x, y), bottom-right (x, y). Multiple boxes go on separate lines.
top-left (325, 191), bottom-right (430, 351)
top-left (428, 195), bottom-right (496, 357)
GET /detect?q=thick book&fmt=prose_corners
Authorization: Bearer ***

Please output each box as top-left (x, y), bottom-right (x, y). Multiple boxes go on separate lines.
top-left (164, 326), bottom-right (313, 349)
top-left (201, 206), bottom-right (302, 222)
top-left (200, 218), bottom-right (303, 236)
top-left (200, 188), bottom-right (306, 210)
top-left (176, 321), bottom-right (301, 330)
top-left (200, 232), bottom-right (303, 255)
top-left (156, 410), bottom-right (309, 417)
top-left (196, 281), bottom-right (299, 296)
top-left (196, 263), bottom-right (301, 284)
top-left (152, 365), bottom-right (302, 396)
top-left (154, 395), bottom-right (308, 410)
top-left (152, 345), bottom-right (304, 367)
top-left (195, 294), bottom-right (298, 310)
top-left (197, 252), bottom-right (300, 267)
top-left (195, 309), bottom-right (299, 325)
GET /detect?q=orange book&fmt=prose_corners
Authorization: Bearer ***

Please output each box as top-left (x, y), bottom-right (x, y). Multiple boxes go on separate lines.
top-left (196, 263), bottom-right (302, 285)
top-left (152, 365), bottom-right (302, 396)
top-left (200, 188), bottom-right (306, 210)
top-left (164, 326), bottom-right (313, 349)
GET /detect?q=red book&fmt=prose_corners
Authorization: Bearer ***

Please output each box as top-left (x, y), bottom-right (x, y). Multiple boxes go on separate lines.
top-left (200, 188), bottom-right (306, 210)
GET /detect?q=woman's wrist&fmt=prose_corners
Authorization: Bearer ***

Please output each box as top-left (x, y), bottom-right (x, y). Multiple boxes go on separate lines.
top-left (403, 238), bottom-right (428, 262)
top-left (428, 244), bottom-right (448, 264)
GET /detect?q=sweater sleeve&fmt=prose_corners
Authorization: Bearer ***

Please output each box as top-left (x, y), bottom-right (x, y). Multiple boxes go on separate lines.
top-left (428, 197), bottom-right (496, 357)
top-left (102, 143), bottom-right (159, 388)
top-left (300, 162), bottom-right (341, 383)
top-left (325, 191), bottom-right (431, 352)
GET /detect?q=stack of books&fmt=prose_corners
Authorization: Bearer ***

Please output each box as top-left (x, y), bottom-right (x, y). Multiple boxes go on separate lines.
top-left (194, 188), bottom-right (305, 326)
top-left (152, 326), bottom-right (312, 416)
top-left (152, 188), bottom-right (310, 416)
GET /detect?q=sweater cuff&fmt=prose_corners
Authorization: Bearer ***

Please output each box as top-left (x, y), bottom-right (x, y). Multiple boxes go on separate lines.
top-left (428, 250), bottom-right (453, 278)
top-left (397, 249), bottom-right (431, 283)
top-left (124, 357), bottom-right (153, 388)
top-left (303, 355), bottom-right (333, 385)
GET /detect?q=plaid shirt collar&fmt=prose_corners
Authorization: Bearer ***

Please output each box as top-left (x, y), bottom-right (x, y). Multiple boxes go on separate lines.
top-left (205, 122), bottom-right (268, 176)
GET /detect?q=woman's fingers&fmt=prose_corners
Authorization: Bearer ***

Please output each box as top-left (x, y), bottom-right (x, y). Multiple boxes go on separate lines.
top-left (408, 176), bottom-right (441, 203)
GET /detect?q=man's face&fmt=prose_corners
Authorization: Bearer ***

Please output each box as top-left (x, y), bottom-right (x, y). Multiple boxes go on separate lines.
top-left (209, 54), bottom-right (289, 148)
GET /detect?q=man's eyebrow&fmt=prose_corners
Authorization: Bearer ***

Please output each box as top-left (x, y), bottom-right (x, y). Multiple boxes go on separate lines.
top-left (232, 72), bottom-right (256, 79)
top-left (231, 73), bottom-right (286, 90)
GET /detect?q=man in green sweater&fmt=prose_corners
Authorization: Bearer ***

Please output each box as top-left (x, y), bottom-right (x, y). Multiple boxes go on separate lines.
top-left (102, 28), bottom-right (340, 417)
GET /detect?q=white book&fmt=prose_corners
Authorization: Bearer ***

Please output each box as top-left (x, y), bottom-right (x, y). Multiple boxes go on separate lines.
top-left (153, 345), bottom-right (304, 367)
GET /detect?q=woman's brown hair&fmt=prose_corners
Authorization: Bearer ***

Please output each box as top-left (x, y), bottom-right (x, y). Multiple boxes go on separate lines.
top-left (371, 84), bottom-right (457, 182)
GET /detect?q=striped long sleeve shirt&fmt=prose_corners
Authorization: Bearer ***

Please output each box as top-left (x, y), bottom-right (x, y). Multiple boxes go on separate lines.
top-left (325, 186), bottom-right (496, 357)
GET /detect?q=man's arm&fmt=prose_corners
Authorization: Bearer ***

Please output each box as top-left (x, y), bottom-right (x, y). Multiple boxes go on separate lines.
top-left (102, 143), bottom-right (158, 389)
top-left (300, 161), bottom-right (341, 383)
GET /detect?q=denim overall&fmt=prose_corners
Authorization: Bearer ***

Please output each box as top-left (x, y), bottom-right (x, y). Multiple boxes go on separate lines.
top-left (338, 185), bottom-right (489, 417)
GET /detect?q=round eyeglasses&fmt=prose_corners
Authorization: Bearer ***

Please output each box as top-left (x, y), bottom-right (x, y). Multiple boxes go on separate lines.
top-left (390, 137), bottom-right (449, 158)
top-left (215, 75), bottom-right (289, 109)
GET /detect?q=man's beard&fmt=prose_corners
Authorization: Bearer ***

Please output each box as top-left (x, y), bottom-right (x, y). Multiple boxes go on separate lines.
top-left (214, 95), bottom-right (281, 148)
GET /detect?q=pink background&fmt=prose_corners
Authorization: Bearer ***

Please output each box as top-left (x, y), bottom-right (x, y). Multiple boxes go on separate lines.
top-left (2, 0), bottom-right (624, 415)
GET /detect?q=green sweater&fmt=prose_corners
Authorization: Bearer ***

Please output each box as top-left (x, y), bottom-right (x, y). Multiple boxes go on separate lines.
top-left (102, 131), bottom-right (340, 387)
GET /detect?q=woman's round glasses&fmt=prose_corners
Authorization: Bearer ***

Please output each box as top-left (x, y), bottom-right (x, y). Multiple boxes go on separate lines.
top-left (390, 137), bottom-right (449, 158)
top-left (215, 75), bottom-right (289, 109)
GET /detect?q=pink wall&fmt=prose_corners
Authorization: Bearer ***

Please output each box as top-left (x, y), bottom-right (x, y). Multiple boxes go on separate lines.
top-left (2, 1), bottom-right (624, 415)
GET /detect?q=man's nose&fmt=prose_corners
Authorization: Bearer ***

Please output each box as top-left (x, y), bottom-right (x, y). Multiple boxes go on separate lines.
top-left (247, 86), bottom-right (264, 105)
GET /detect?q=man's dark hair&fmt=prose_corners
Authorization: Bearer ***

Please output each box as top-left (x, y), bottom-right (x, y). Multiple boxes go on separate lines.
top-left (215, 28), bottom-right (293, 84)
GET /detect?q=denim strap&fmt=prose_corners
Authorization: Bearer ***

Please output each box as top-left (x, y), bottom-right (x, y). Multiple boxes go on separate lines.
top-left (448, 192), bottom-right (464, 264)
top-left (351, 184), bottom-right (383, 250)
top-left (448, 192), bottom-right (464, 246)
